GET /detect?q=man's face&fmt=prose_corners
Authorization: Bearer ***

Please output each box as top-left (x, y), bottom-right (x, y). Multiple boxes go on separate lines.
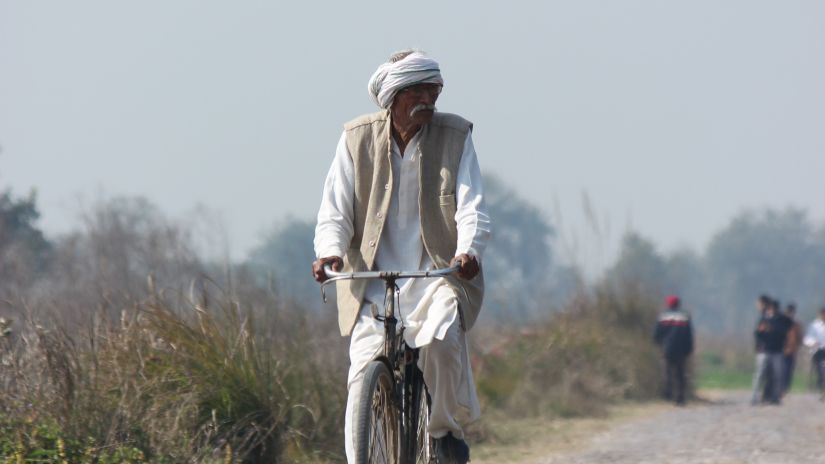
top-left (819, 311), bottom-right (825, 322)
top-left (391, 83), bottom-right (442, 127)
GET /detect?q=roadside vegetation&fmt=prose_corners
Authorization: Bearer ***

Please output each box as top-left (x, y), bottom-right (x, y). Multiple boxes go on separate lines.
top-left (3, 183), bottom-right (825, 462)
top-left (472, 286), bottom-right (661, 420)
top-left (0, 188), bottom-right (662, 462)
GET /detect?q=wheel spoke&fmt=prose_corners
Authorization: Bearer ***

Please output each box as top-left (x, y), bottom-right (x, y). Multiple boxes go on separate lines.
top-left (367, 376), bottom-right (397, 463)
top-left (415, 387), bottom-right (431, 463)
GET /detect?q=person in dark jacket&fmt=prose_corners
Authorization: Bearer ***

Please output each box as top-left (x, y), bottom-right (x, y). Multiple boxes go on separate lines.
top-left (761, 298), bottom-right (791, 401)
top-left (752, 297), bottom-right (787, 405)
top-left (654, 295), bottom-right (694, 405)
top-left (782, 303), bottom-right (803, 394)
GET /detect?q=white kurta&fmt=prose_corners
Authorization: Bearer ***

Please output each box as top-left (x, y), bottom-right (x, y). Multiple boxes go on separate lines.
top-left (314, 128), bottom-right (491, 342)
top-left (804, 319), bottom-right (825, 350)
top-left (314, 127), bottom-right (490, 462)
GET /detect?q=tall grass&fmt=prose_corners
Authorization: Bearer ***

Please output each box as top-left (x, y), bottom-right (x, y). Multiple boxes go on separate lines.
top-left (0, 276), bottom-right (347, 463)
top-left (1, 198), bottom-right (351, 462)
top-left (2, 269), bottom-right (673, 461)
top-left (1, 270), bottom-right (673, 461)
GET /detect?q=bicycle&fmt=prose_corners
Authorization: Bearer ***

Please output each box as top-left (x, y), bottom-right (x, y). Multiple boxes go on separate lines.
top-left (321, 263), bottom-right (459, 464)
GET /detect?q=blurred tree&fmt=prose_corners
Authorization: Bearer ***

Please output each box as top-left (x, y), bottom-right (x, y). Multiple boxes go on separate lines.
top-left (0, 189), bottom-right (52, 291)
top-left (246, 177), bottom-right (568, 320)
top-left (44, 196), bottom-right (203, 318)
top-left (663, 248), bottom-right (718, 328)
top-left (705, 208), bottom-right (825, 330)
top-left (607, 231), bottom-right (667, 298)
top-left (665, 249), bottom-right (705, 296)
top-left (245, 218), bottom-right (319, 305)
top-left (477, 176), bottom-right (562, 321)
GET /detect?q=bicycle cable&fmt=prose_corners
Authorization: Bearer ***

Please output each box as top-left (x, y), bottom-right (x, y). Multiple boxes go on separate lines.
top-left (394, 282), bottom-right (406, 329)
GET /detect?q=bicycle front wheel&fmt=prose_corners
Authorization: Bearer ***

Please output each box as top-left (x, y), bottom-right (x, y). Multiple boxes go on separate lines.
top-left (356, 360), bottom-right (400, 464)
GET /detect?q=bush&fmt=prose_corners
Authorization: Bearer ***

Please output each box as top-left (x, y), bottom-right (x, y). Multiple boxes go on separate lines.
top-left (0, 418), bottom-right (146, 463)
top-left (474, 284), bottom-right (662, 419)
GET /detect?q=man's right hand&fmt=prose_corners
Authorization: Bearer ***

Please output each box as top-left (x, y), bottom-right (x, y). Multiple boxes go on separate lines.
top-left (312, 256), bottom-right (343, 283)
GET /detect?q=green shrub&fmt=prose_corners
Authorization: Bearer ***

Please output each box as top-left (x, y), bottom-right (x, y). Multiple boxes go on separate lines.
top-left (0, 418), bottom-right (146, 463)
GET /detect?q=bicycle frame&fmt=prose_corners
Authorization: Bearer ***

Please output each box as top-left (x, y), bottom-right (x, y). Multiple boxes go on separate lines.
top-left (322, 265), bottom-right (459, 361)
top-left (321, 263), bottom-right (459, 462)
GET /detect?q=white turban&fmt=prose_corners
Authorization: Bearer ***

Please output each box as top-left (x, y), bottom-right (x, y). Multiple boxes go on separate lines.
top-left (367, 52), bottom-right (444, 109)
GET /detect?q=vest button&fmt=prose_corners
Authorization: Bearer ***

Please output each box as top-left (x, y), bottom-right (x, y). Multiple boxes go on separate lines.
top-left (384, 183), bottom-right (390, 190)
top-left (369, 240), bottom-right (376, 247)
top-left (376, 212), bottom-right (383, 219)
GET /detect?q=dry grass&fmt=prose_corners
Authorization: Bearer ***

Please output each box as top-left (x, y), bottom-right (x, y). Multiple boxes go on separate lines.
top-left (1, 272), bottom-right (667, 462)
top-left (0, 276), bottom-right (348, 463)
top-left (470, 282), bottom-right (663, 445)
top-left (1, 198), bottom-right (351, 462)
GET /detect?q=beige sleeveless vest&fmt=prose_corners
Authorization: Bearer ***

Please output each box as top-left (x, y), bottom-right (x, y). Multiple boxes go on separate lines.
top-left (335, 110), bottom-right (485, 336)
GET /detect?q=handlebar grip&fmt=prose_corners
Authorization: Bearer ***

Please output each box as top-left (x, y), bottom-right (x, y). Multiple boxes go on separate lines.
top-left (323, 263), bottom-right (346, 278)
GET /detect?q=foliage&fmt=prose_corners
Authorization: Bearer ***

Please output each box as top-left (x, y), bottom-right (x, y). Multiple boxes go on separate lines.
top-left (705, 208), bottom-right (825, 330)
top-left (0, 189), bottom-right (52, 293)
top-left (473, 282), bottom-right (661, 422)
top-left (606, 232), bottom-right (668, 298)
top-left (0, 195), bottom-right (348, 463)
top-left (0, 286), bottom-right (346, 463)
top-left (54, 196), bottom-right (202, 300)
top-left (245, 218), bottom-right (319, 305)
top-left (6, 180), bottom-right (825, 460)
top-left (0, 418), bottom-right (146, 463)
top-left (480, 177), bottom-right (564, 320)
top-left (0, 190), bottom-right (50, 257)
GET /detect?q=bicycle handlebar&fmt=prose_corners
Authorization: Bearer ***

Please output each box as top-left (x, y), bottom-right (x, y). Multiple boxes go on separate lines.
top-left (321, 263), bottom-right (459, 285)
top-left (318, 263), bottom-right (459, 302)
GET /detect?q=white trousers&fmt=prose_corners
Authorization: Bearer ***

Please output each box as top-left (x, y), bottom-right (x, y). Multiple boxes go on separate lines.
top-left (343, 309), bottom-right (477, 463)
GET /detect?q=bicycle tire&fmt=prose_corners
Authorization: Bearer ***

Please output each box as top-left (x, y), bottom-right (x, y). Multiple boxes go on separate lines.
top-left (356, 360), bottom-right (400, 464)
top-left (407, 364), bottom-right (433, 463)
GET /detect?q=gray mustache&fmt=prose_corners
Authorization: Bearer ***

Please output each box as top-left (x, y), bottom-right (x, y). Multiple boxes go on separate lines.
top-left (410, 104), bottom-right (437, 117)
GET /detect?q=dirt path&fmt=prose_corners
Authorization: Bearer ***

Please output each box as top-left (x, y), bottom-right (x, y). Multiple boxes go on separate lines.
top-left (472, 390), bottom-right (825, 464)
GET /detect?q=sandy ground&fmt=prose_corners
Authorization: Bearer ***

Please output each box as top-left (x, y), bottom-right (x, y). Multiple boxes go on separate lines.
top-left (471, 390), bottom-right (825, 464)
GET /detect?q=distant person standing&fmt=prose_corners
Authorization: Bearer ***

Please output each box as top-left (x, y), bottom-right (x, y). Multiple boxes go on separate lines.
top-left (751, 296), bottom-right (786, 405)
top-left (803, 308), bottom-right (825, 399)
top-left (761, 299), bottom-right (790, 401)
top-left (781, 303), bottom-right (803, 394)
top-left (654, 295), bottom-right (694, 405)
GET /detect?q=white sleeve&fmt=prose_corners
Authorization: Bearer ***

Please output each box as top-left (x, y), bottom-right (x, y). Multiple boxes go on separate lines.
top-left (805, 322), bottom-right (824, 348)
top-left (454, 132), bottom-right (492, 260)
top-left (313, 131), bottom-right (355, 259)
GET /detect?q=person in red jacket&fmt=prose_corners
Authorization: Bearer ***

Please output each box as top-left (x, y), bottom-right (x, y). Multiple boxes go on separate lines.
top-left (654, 295), bottom-right (694, 405)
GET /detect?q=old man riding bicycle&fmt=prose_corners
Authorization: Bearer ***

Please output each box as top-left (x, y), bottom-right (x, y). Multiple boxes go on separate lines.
top-left (312, 49), bottom-right (491, 464)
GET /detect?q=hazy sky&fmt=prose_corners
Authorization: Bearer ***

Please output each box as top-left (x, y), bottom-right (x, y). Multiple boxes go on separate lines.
top-left (2, 1), bottom-right (824, 273)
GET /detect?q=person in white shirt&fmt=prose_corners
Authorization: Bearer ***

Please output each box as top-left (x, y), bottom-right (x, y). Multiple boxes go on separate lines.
top-left (311, 49), bottom-right (491, 464)
top-left (803, 307), bottom-right (825, 396)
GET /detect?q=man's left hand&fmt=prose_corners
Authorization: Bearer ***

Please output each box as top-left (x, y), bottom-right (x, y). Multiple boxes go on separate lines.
top-left (450, 253), bottom-right (479, 280)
